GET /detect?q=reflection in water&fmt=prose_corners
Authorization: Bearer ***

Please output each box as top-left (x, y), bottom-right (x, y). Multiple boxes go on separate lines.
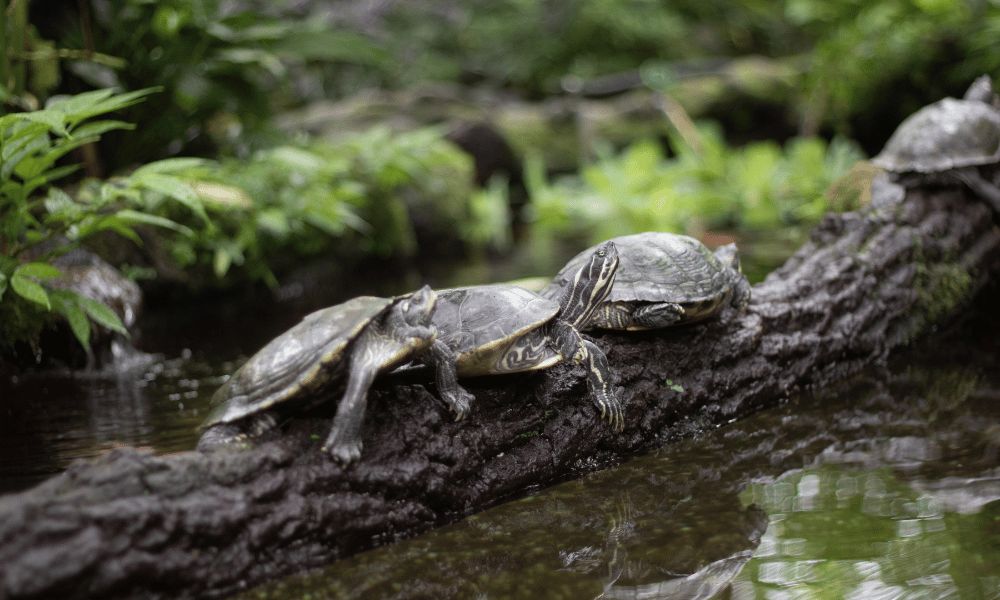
top-left (736, 467), bottom-right (1000, 599)
top-left (0, 354), bottom-right (230, 493)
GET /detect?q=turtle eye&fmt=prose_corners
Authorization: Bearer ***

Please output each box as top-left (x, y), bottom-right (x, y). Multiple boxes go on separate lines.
top-left (597, 249), bottom-right (606, 257)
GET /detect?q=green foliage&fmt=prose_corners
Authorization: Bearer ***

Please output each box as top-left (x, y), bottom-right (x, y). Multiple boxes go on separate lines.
top-left (37, 0), bottom-right (392, 167)
top-left (527, 125), bottom-right (865, 244)
top-left (0, 89), bottom-right (203, 353)
top-left (157, 127), bottom-right (482, 286)
top-left (793, 0), bottom-right (1000, 134)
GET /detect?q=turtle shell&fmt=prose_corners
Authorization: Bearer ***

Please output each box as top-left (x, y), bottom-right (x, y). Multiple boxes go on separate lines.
top-left (432, 284), bottom-right (561, 376)
top-left (873, 98), bottom-right (1000, 173)
top-left (543, 233), bottom-right (732, 306)
top-left (202, 296), bottom-right (393, 428)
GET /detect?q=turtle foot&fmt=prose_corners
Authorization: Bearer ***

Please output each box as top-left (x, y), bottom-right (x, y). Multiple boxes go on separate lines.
top-left (322, 429), bottom-right (363, 465)
top-left (595, 392), bottom-right (625, 433)
top-left (443, 389), bottom-right (475, 421)
top-left (197, 424), bottom-right (248, 452)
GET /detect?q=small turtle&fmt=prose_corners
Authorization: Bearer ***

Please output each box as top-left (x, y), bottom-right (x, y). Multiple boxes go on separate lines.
top-left (431, 241), bottom-right (624, 429)
top-left (872, 75), bottom-right (1000, 216)
top-left (542, 232), bottom-right (750, 331)
top-left (198, 286), bottom-right (472, 464)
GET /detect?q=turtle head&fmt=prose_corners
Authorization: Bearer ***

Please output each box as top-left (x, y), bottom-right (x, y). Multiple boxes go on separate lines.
top-left (399, 285), bottom-right (438, 327)
top-left (964, 75), bottom-right (996, 105)
top-left (713, 243), bottom-right (741, 274)
top-left (558, 240), bottom-right (619, 328)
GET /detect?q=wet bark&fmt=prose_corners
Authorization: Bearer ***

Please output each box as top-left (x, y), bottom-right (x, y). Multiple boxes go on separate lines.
top-left (1, 175), bottom-right (999, 599)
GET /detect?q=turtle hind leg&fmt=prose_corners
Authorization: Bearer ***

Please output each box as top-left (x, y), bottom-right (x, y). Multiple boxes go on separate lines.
top-left (197, 413), bottom-right (277, 452)
top-left (197, 423), bottom-right (247, 451)
top-left (632, 303), bottom-right (686, 329)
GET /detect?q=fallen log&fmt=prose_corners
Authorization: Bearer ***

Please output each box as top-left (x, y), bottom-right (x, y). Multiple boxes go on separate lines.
top-left (1, 174), bottom-right (998, 599)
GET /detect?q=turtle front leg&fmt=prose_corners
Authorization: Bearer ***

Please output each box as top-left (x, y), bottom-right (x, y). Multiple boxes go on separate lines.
top-left (581, 339), bottom-right (624, 431)
top-left (952, 169), bottom-right (1000, 217)
top-left (421, 339), bottom-right (475, 420)
top-left (551, 319), bottom-right (624, 431)
top-left (590, 303), bottom-right (634, 330)
top-left (322, 338), bottom-right (381, 465)
top-left (632, 302), bottom-right (686, 329)
top-left (730, 275), bottom-right (752, 311)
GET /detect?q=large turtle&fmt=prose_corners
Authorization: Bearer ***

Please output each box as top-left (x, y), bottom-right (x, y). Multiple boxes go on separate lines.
top-left (198, 286), bottom-right (472, 464)
top-left (542, 232), bottom-right (750, 331)
top-left (872, 75), bottom-right (1000, 216)
top-left (430, 241), bottom-right (624, 429)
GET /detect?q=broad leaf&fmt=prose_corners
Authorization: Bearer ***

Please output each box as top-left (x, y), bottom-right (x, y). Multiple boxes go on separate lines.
top-left (78, 296), bottom-right (128, 335)
top-left (70, 120), bottom-right (134, 138)
top-left (132, 158), bottom-right (208, 176)
top-left (51, 291), bottom-right (91, 350)
top-left (132, 172), bottom-right (209, 222)
top-left (113, 209), bottom-right (194, 236)
top-left (10, 110), bottom-right (68, 137)
top-left (10, 273), bottom-right (51, 309)
top-left (14, 262), bottom-right (62, 280)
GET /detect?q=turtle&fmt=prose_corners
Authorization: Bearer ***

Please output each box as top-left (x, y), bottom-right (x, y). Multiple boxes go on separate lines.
top-left (541, 232), bottom-right (750, 331)
top-left (198, 285), bottom-right (473, 464)
top-left (429, 241), bottom-right (625, 429)
top-left (872, 74), bottom-right (1000, 216)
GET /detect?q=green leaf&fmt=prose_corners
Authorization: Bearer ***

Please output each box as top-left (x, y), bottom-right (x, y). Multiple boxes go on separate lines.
top-left (10, 273), bottom-right (51, 309)
top-left (114, 209), bottom-right (194, 236)
top-left (51, 291), bottom-right (91, 350)
top-left (269, 30), bottom-right (391, 68)
top-left (132, 157), bottom-right (208, 175)
top-left (23, 164), bottom-right (82, 197)
top-left (0, 271), bottom-right (7, 301)
top-left (213, 247), bottom-right (232, 278)
top-left (52, 87), bottom-right (161, 126)
top-left (78, 296), bottom-right (128, 335)
top-left (70, 120), bottom-right (134, 138)
top-left (12, 110), bottom-right (69, 136)
top-left (15, 262), bottom-right (62, 280)
top-left (131, 172), bottom-right (209, 222)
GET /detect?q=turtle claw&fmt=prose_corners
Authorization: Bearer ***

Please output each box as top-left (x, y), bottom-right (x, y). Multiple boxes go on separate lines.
top-left (443, 389), bottom-right (475, 421)
top-left (593, 392), bottom-right (625, 432)
top-left (323, 438), bottom-right (363, 465)
top-left (322, 426), bottom-right (363, 465)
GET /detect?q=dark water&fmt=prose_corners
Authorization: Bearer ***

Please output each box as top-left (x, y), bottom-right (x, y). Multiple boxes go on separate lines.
top-left (236, 308), bottom-right (1000, 599)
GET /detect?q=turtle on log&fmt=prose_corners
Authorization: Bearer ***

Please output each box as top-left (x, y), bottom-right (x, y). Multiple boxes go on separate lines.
top-left (198, 286), bottom-right (473, 464)
top-left (430, 241), bottom-right (625, 429)
top-left (542, 232), bottom-right (750, 331)
top-left (873, 74), bottom-right (1000, 217)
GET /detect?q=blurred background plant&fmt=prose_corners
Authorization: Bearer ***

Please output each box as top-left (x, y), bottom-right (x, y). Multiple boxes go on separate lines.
top-left (526, 127), bottom-right (866, 244)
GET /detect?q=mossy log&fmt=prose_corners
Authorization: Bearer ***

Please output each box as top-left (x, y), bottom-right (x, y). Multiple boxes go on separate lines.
top-left (1, 175), bottom-right (999, 599)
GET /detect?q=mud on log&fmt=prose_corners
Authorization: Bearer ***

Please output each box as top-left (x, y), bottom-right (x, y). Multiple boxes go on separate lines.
top-left (2, 175), bottom-right (999, 599)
